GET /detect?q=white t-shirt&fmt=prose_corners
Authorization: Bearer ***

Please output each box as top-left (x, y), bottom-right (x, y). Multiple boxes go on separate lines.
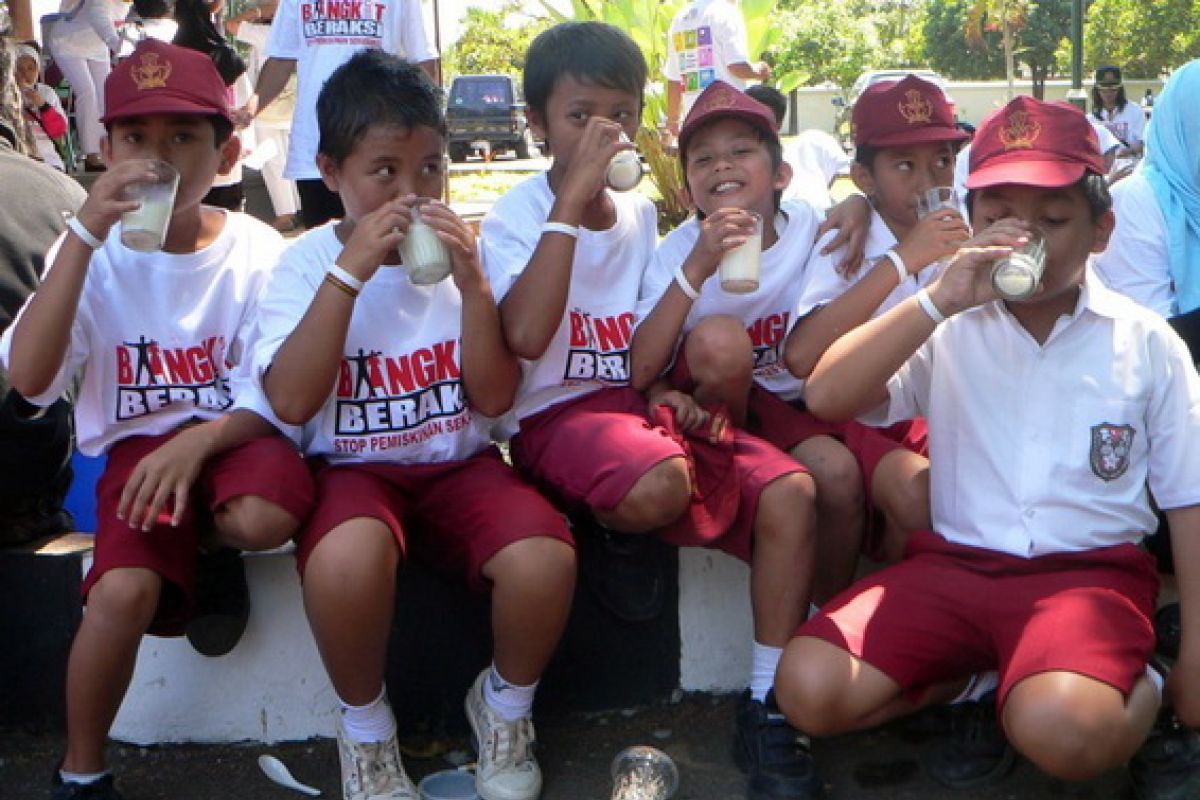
top-left (0, 212), bottom-right (285, 456)
top-left (861, 272), bottom-right (1200, 557)
top-left (635, 201), bottom-right (822, 401)
top-left (265, 0), bottom-right (437, 180)
top-left (664, 0), bottom-right (753, 118)
top-left (1093, 170), bottom-right (1173, 316)
top-left (1094, 102), bottom-right (1146, 149)
top-left (480, 174), bottom-right (658, 429)
top-left (781, 130), bottom-right (850, 210)
top-left (250, 223), bottom-right (493, 464)
top-left (26, 83), bottom-right (66, 171)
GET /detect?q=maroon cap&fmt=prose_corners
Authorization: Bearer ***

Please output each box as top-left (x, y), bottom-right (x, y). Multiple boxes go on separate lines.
top-left (852, 74), bottom-right (966, 148)
top-left (102, 39), bottom-right (231, 124)
top-left (965, 96), bottom-right (1105, 190)
top-left (678, 80), bottom-right (778, 156)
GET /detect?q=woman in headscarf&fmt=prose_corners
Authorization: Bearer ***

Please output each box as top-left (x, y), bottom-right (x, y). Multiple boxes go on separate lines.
top-left (1094, 59), bottom-right (1200, 353)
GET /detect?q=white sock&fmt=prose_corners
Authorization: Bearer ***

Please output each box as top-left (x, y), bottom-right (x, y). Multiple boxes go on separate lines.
top-left (59, 770), bottom-right (108, 786)
top-left (483, 664), bottom-right (538, 722)
top-left (340, 685), bottom-right (397, 743)
top-left (1145, 663), bottom-right (1165, 701)
top-left (949, 671), bottom-right (999, 705)
top-left (750, 642), bottom-right (783, 703)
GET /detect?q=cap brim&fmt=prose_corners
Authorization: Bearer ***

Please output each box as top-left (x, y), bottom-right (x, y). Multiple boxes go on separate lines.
top-left (679, 111), bottom-right (777, 155)
top-left (859, 127), bottom-right (969, 149)
top-left (964, 159), bottom-right (1088, 190)
top-left (100, 93), bottom-right (232, 124)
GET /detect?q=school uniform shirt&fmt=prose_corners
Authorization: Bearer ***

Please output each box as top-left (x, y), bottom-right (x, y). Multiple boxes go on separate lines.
top-left (265, 0), bottom-right (437, 180)
top-left (664, 0), bottom-right (754, 119)
top-left (861, 270), bottom-right (1200, 557)
top-left (0, 211), bottom-right (285, 457)
top-left (634, 201), bottom-right (822, 401)
top-left (795, 208), bottom-right (942, 357)
top-left (1093, 102), bottom-right (1146, 149)
top-left (250, 222), bottom-right (493, 465)
top-left (781, 130), bottom-right (851, 210)
top-left (480, 173), bottom-right (658, 430)
top-left (1093, 170), bottom-right (1174, 317)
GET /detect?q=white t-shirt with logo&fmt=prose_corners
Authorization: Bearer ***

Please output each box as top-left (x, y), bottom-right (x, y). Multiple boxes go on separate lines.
top-left (664, 0), bottom-right (753, 118)
top-left (781, 130), bottom-right (850, 210)
top-left (1093, 102), bottom-right (1146, 149)
top-left (481, 174), bottom-right (658, 429)
top-left (635, 201), bottom-right (822, 401)
top-left (265, 0), bottom-right (437, 180)
top-left (250, 223), bottom-right (493, 464)
top-left (0, 212), bottom-right (284, 456)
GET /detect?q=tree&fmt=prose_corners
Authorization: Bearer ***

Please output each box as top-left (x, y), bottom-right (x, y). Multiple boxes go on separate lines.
top-left (1019, 0), bottom-right (1072, 97)
top-left (965, 0), bottom-right (1032, 98)
top-left (923, 0), bottom-right (1006, 79)
top-left (443, 3), bottom-right (550, 81)
top-left (1084, 0), bottom-right (1200, 78)
top-left (771, 0), bottom-right (875, 89)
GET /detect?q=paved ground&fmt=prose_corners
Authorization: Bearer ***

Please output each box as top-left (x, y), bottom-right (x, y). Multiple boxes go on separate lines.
top-left (2, 693), bottom-right (1134, 800)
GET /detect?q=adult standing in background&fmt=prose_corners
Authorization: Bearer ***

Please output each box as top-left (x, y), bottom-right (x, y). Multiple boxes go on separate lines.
top-left (662, 0), bottom-right (769, 145)
top-left (1092, 65), bottom-right (1145, 158)
top-left (236, 0), bottom-right (438, 229)
top-left (43, 0), bottom-right (123, 170)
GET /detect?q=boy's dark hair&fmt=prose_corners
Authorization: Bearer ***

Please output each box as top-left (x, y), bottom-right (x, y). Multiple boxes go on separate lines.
top-left (1091, 85), bottom-right (1129, 119)
top-left (104, 114), bottom-right (234, 146)
top-left (523, 22), bottom-right (647, 117)
top-left (965, 173), bottom-right (1113, 221)
top-left (317, 50), bottom-right (445, 164)
top-left (132, 0), bottom-right (174, 19)
top-left (745, 84), bottom-right (787, 128)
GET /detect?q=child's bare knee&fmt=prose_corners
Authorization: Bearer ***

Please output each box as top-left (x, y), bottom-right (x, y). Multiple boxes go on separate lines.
top-left (608, 457), bottom-right (691, 531)
top-left (88, 568), bottom-right (161, 630)
top-left (775, 642), bottom-right (854, 736)
top-left (795, 437), bottom-right (864, 507)
top-left (685, 315), bottom-right (753, 384)
top-left (1005, 687), bottom-right (1129, 780)
top-left (757, 472), bottom-right (817, 536)
top-left (215, 496), bottom-right (300, 551)
top-left (489, 536), bottom-right (576, 586)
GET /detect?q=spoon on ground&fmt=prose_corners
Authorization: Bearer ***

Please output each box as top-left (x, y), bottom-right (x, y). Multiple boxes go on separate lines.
top-left (258, 754), bottom-right (322, 796)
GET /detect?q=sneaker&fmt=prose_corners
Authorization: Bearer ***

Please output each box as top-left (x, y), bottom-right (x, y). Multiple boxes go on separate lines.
top-left (924, 691), bottom-right (1015, 789)
top-left (575, 518), bottom-right (665, 623)
top-left (732, 690), bottom-right (822, 800)
top-left (465, 669), bottom-right (542, 800)
top-left (1130, 708), bottom-right (1200, 800)
top-left (185, 547), bottom-right (250, 657)
top-left (334, 718), bottom-right (418, 800)
top-left (50, 770), bottom-right (124, 800)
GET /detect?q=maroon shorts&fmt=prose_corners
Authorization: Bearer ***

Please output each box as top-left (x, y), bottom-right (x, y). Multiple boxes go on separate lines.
top-left (296, 448), bottom-right (573, 592)
top-left (85, 431), bottom-right (314, 635)
top-left (511, 388), bottom-right (803, 563)
top-left (797, 530), bottom-right (1159, 708)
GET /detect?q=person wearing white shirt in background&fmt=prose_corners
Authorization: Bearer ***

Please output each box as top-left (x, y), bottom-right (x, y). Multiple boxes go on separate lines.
top-left (42, 0), bottom-right (124, 170)
top-left (238, 0), bottom-right (438, 229)
top-left (747, 83), bottom-right (849, 211)
top-left (662, 0), bottom-right (769, 145)
top-left (1091, 64), bottom-right (1145, 157)
top-left (118, 0), bottom-right (178, 55)
top-left (225, 0), bottom-right (300, 232)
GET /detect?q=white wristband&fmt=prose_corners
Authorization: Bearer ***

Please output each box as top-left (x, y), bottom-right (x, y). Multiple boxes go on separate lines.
top-left (541, 221), bottom-right (579, 239)
top-left (884, 248), bottom-right (907, 285)
top-left (915, 288), bottom-right (946, 325)
top-left (673, 263), bottom-right (701, 301)
top-left (327, 263), bottom-right (365, 293)
top-left (67, 216), bottom-right (103, 249)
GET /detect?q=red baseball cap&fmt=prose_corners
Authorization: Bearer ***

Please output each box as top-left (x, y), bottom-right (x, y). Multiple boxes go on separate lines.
top-left (101, 39), bottom-right (231, 124)
top-left (852, 74), bottom-right (966, 148)
top-left (678, 80), bottom-right (778, 157)
top-left (965, 96), bottom-right (1105, 190)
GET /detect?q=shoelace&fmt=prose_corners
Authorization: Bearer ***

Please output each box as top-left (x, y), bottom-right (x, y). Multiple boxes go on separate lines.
top-left (483, 713), bottom-right (536, 773)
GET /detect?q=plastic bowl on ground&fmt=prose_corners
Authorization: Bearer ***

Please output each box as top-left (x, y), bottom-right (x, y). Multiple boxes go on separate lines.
top-left (418, 769), bottom-right (479, 800)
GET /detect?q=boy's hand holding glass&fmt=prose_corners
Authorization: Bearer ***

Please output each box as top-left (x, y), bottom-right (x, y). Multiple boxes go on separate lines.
top-left (559, 117), bottom-right (633, 209)
top-left (926, 219), bottom-right (1029, 316)
top-left (408, 200), bottom-right (479, 291)
top-left (690, 208), bottom-right (761, 287)
top-left (899, 204), bottom-right (971, 277)
top-left (74, 159), bottom-right (166, 247)
top-left (336, 195), bottom-right (418, 283)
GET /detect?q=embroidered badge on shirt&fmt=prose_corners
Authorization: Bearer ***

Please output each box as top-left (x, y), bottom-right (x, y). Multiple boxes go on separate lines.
top-left (1089, 422), bottom-right (1135, 481)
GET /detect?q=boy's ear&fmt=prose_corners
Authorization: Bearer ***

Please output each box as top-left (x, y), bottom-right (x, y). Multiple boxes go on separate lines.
top-left (774, 159), bottom-right (793, 193)
top-left (1090, 208), bottom-right (1116, 254)
top-left (216, 133), bottom-right (241, 176)
top-left (677, 181), bottom-right (695, 213)
top-left (316, 152), bottom-right (340, 193)
top-left (527, 108), bottom-right (547, 142)
top-left (99, 135), bottom-right (112, 166)
top-left (850, 161), bottom-right (875, 197)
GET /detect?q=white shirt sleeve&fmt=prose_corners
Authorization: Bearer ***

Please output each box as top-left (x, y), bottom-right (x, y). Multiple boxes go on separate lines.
top-left (479, 192), bottom-right (544, 302)
top-left (859, 333), bottom-right (934, 428)
top-left (1093, 173), bottom-right (1174, 316)
top-left (265, 0), bottom-right (302, 60)
top-left (1144, 323), bottom-right (1200, 509)
top-left (713, 1), bottom-right (751, 67)
top-left (635, 237), bottom-right (688, 327)
top-left (398, 0), bottom-right (438, 62)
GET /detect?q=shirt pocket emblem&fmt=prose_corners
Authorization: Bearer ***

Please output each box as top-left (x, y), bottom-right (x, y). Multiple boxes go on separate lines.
top-left (1089, 422), bottom-right (1136, 481)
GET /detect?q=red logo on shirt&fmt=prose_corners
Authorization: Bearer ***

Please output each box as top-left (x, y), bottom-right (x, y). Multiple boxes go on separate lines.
top-left (563, 309), bottom-right (634, 385)
top-left (747, 311), bottom-right (790, 375)
top-left (113, 335), bottom-right (231, 420)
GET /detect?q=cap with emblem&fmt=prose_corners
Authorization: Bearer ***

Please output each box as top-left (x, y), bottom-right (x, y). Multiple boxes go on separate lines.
top-left (101, 39), bottom-right (231, 124)
top-left (1094, 65), bottom-right (1122, 87)
top-left (965, 96), bottom-right (1106, 190)
top-left (852, 74), bottom-right (967, 149)
top-left (678, 80), bottom-right (778, 158)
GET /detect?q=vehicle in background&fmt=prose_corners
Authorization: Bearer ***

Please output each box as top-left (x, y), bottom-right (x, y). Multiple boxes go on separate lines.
top-left (445, 74), bottom-right (541, 162)
top-left (831, 69), bottom-right (954, 151)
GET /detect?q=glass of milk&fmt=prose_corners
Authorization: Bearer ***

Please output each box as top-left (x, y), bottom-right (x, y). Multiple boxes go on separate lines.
top-left (915, 186), bottom-right (959, 220)
top-left (719, 210), bottom-right (762, 294)
top-left (399, 202), bottom-right (453, 285)
top-left (120, 160), bottom-right (180, 252)
top-left (991, 233), bottom-right (1046, 301)
top-left (606, 131), bottom-right (643, 192)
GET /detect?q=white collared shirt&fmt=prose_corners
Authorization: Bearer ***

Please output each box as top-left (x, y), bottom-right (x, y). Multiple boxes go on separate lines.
top-left (862, 270), bottom-right (1200, 557)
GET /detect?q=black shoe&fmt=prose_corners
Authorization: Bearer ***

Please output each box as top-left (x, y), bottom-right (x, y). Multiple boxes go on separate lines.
top-left (1131, 707), bottom-right (1200, 800)
top-left (1156, 603), bottom-right (1182, 660)
top-left (185, 547), bottom-right (249, 657)
top-left (51, 769), bottom-right (124, 800)
top-left (576, 520), bottom-right (665, 622)
top-left (732, 690), bottom-right (823, 800)
top-left (924, 692), bottom-right (1016, 789)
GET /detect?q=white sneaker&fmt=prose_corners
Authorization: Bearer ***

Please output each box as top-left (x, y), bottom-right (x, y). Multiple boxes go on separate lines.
top-left (335, 717), bottom-right (418, 800)
top-left (465, 669), bottom-right (543, 800)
